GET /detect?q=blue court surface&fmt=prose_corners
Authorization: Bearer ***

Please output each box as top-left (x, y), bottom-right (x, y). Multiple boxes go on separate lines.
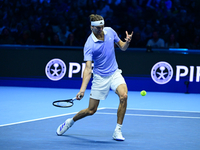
top-left (0, 86), bottom-right (200, 150)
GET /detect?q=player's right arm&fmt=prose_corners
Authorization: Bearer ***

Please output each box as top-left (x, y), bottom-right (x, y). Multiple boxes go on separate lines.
top-left (76, 61), bottom-right (92, 99)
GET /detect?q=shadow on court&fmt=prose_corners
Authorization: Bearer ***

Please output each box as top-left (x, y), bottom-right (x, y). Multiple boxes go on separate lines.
top-left (0, 108), bottom-right (200, 150)
top-left (63, 135), bottom-right (117, 143)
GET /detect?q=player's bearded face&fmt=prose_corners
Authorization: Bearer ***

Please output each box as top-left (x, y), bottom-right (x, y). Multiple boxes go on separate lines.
top-left (93, 25), bottom-right (104, 34)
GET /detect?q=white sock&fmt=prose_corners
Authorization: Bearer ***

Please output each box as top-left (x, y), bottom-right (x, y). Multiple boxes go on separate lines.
top-left (68, 118), bottom-right (74, 125)
top-left (115, 123), bottom-right (122, 131)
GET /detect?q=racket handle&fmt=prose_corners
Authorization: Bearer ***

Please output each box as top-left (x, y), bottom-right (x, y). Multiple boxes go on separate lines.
top-left (73, 95), bottom-right (81, 100)
top-left (77, 95), bottom-right (83, 100)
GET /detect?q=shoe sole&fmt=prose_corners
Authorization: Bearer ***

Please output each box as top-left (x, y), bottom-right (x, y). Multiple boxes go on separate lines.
top-left (56, 132), bottom-right (62, 136)
top-left (113, 137), bottom-right (125, 141)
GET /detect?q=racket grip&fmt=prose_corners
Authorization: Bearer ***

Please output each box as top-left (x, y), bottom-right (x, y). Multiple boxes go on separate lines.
top-left (73, 95), bottom-right (81, 100)
top-left (78, 94), bottom-right (83, 99)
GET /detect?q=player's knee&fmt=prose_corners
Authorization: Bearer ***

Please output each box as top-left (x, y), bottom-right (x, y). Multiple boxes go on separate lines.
top-left (120, 93), bottom-right (128, 103)
top-left (88, 109), bottom-right (97, 115)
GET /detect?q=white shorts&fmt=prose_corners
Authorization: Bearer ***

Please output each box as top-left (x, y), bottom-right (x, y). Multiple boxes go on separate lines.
top-left (90, 69), bottom-right (126, 100)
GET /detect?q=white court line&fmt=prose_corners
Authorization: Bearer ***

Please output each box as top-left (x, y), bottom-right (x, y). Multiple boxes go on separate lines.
top-left (96, 112), bottom-right (200, 119)
top-left (0, 108), bottom-right (106, 127)
top-left (0, 112), bottom-right (78, 127)
top-left (0, 107), bottom-right (199, 127)
top-left (105, 107), bottom-right (200, 114)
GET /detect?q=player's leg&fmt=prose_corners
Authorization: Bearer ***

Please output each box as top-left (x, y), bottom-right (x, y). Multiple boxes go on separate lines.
top-left (56, 98), bottom-right (99, 135)
top-left (116, 83), bottom-right (128, 125)
top-left (56, 71), bottom-right (110, 136)
top-left (73, 98), bottom-right (100, 121)
top-left (110, 69), bottom-right (128, 124)
top-left (110, 69), bottom-right (128, 141)
top-left (113, 83), bottom-right (128, 141)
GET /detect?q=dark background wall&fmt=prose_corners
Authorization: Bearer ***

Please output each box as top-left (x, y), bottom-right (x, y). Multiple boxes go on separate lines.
top-left (1, 46), bottom-right (200, 93)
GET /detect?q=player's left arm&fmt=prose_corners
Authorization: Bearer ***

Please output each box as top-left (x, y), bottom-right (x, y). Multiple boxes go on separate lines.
top-left (116, 31), bottom-right (133, 51)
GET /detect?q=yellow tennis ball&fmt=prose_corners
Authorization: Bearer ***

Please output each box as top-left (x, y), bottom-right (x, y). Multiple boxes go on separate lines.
top-left (140, 90), bottom-right (147, 96)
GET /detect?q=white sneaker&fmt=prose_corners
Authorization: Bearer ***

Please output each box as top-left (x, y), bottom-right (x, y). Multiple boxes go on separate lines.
top-left (56, 118), bottom-right (74, 136)
top-left (113, 129), bottom-right (125, 141)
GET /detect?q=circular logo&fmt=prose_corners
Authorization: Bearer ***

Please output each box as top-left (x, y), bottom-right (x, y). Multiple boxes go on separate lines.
top-left (151, 61), bottom-right (173, 84)
top-left (45, 58), bottom-right (66, 81)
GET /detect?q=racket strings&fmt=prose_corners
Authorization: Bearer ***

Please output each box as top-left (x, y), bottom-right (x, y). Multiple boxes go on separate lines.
top-left (54, 101), bottom-right (73, 107)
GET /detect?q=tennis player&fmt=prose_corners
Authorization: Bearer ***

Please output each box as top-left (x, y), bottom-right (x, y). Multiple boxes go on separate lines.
top-left (56, 14), bottom-right (133, 141)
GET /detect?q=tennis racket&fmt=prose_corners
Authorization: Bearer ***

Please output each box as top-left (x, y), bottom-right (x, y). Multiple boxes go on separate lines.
top-left (52, 97), bottom-right (79, 108)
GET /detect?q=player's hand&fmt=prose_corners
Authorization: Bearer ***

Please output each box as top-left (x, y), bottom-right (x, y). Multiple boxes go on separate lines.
top-left (125, 31), bottom-right (133, 43)
top-left (76, 92), bottom-right (84, 100)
